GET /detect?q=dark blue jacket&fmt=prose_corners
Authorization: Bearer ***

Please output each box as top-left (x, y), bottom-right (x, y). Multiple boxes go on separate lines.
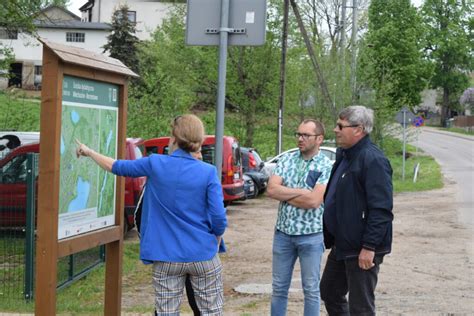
top-left (323, 135), bottom-right (393, 259)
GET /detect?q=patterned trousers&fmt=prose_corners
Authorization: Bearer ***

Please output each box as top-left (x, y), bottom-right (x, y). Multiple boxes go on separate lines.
top-left (153, 255), bottom-right (223, 316)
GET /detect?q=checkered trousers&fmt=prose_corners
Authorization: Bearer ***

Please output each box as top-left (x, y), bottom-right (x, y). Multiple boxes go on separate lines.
top-left (152, 255), bottom-right (223, 316)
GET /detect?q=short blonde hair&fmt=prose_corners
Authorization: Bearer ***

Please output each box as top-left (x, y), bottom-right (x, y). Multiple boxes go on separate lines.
top-left (171, 114), bottom-right (205, 152)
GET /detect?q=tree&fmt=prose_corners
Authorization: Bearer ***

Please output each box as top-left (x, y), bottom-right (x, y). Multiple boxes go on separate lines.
top-left (422, 0), bottom-right (472, 124)
top-left (357, 0), bottom-right (430, 145)
top-left (102, 5), bottom-right (140, 74)
top-left (0, 0), bottom-right (71, 73)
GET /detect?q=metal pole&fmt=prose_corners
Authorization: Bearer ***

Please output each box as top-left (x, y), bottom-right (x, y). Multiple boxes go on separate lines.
top-left (276, 0), bottom-right (289, 156)
top-left (214, 0), bottom-right (230, 176)
top-left (402, 110), bottom-right (406, 181)
top-left (24, 153), bottom-right (36, 300)
top-left (340, 0), bottom-right (347, 107)
top-left (350, 0), bottom-right (358, 103)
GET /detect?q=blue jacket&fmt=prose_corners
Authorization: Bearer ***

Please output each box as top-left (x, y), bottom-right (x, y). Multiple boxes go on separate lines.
top-left (112, 149), bottom-right (227, 263)
top-left (323, 136), bottom-right (393, 259)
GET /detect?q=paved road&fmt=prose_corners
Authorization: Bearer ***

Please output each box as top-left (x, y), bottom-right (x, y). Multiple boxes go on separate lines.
top-left (412, 127), bottom-right (474, 226)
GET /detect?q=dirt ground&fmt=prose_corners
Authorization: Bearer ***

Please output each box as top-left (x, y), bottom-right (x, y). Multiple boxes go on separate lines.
top-left (122, 176), bottom-right (474, 315)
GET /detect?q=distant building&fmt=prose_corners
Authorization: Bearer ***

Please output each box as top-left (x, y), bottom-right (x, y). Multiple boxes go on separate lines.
top-left (0, 5), bottom-right (111, 90)
top-left (79, 0), bottom-right (182, 41)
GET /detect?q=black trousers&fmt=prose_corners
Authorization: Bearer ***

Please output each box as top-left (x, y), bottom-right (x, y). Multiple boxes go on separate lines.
top-left (155, 275), bottom-right (200, 316)
top-left (320, 248), bottom-right (383, 316)
top-left (185, 275), bottom-right (200, 316)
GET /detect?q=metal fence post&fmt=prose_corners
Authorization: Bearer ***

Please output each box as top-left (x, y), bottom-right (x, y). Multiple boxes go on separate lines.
top-left (24, 153), bottom-right (36, 300)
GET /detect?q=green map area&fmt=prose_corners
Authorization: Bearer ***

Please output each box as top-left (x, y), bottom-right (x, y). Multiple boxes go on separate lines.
top-left (59, 104), bottom-right (117, 216)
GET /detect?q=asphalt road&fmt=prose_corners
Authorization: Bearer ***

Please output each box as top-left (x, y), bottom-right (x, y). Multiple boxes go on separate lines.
top-left (411, 127), bottom-right (474, 226)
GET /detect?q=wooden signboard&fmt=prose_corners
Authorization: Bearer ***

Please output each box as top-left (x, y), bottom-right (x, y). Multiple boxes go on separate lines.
top-left (35, 40), bottom-right (138, 315)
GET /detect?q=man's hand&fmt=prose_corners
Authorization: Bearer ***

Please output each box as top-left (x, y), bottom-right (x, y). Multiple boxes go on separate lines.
top-left (75, 139), bottom-right (92, 158)
top-left (358, 248), bottom-right (375, 270)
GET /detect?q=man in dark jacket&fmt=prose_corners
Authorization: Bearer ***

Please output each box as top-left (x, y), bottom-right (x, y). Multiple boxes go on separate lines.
top-left (320, 105), bottom-right (393, 315)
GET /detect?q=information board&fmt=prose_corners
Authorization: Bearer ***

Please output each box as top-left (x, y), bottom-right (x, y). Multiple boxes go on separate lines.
top-left (58, 76), bottom-right (119, 239)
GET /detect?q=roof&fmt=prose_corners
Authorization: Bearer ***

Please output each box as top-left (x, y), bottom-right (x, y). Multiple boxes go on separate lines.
top-left (34, 20), bottom-right (111, 31)
top-left (40, 40), bottom-right (138, 78)
top-left (36, 5), bottom-right (81, 21)
top-left (79, 0), bottom-right (94, 11)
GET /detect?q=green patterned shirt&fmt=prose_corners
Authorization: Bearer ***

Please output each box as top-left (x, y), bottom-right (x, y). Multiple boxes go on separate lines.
top-left (273, 149), bottom-right (333, 235)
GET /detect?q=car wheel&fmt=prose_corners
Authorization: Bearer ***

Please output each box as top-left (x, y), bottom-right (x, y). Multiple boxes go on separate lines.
top-left (252, 179), bottom-right (259, 197)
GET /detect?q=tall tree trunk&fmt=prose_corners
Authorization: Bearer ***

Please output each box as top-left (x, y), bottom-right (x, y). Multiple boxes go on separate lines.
top-left (245, 99), bottom-right (257, 147)
top-left (442, 87), bottom-right (450, 127)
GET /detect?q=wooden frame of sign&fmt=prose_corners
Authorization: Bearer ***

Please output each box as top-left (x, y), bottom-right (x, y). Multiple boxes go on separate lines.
top-left (35, 40), bottom-right (138, 316)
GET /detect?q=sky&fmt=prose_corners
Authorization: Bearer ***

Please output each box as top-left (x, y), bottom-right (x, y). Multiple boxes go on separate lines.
top-left (67, 0), bottom-right (85, 16)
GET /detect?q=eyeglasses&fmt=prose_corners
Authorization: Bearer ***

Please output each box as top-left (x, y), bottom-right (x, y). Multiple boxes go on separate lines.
top-left (294, 132), bottom-right (319, 140)
top-left (335, 123), bottom-right (360, 130)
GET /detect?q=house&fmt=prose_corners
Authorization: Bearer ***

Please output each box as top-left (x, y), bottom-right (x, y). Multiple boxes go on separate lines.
top-left (0, 5), bottom-right (111, 90)
top-left (79, 0), bottom-right (182, 41)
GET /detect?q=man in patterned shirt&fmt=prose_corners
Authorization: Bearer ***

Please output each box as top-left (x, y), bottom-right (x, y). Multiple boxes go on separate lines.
top-left (267, 119), bottom-right (333, 316)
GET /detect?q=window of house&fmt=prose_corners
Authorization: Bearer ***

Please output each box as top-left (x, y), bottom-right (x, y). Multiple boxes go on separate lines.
top-left (66, 32), bottom-right (85, 43)
top-left (34, 66), bottom-right (42, 76)
top-left (127, 11), bottom-right (137, 23)
top-left (0, 28), bottom-right (18, 40)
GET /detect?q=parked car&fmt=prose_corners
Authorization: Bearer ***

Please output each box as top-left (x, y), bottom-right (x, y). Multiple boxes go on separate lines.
top-left (0, 131), bottom-right (40, 156)
top-left (0, 138), bottom-right (145, 232)
top-left (240, 147), bottom-right (269, 196)
top-left (262, 146), bottom-right (337, 177)
top-left (143, 135), bottom-right (245, 206)
top-left (243, 174), bottom-right (257, 199)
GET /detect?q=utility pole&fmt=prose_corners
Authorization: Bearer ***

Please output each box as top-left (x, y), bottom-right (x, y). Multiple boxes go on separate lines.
top-left (340, 0), bottom-right (347, 109)
top-left (276, 0), bottom-right (289, 155)
top-left (350, 0), bottom-right (358, 104)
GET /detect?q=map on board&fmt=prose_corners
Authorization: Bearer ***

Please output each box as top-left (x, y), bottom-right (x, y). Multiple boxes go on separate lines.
top-left (58, 76), bottom-right (119, 239)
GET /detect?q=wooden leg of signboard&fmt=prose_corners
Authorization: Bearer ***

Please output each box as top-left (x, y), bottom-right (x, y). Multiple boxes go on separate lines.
top-left (104, 239), bottom-right (123, 315)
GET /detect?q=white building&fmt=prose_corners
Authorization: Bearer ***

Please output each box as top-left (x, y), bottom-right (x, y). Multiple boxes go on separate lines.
top-left (79, 0), bottom-right (180, 41)
top-left (0, 5), bottom-right (111, 90)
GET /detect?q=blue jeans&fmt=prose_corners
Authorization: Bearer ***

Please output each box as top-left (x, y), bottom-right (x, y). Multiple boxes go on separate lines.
top-left (271, 230), bottom-right (325, 316)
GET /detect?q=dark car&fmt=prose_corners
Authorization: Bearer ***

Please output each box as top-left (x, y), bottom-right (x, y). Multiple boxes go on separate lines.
top-left (243, 174), bottom-right (257, 199)
top-left (240, 147), bottom-right (269, 196)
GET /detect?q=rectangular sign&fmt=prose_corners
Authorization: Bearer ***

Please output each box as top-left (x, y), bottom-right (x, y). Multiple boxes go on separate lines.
top-left (186, 0), bottom-right (267, 46)
top-left (58, 76), bottom-right (119, 239)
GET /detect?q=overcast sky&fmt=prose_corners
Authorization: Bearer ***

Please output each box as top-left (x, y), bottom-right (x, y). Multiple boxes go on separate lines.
top-left (68, 0), bottom-right (84, 16)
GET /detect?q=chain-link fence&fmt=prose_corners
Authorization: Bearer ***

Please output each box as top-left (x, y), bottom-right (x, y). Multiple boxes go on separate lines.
top-left (0, 150), bottom-right (104, 304)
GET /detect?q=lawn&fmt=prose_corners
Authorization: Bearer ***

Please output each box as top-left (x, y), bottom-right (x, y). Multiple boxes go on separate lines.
top-left (0, 91), bottom-right (40, 132)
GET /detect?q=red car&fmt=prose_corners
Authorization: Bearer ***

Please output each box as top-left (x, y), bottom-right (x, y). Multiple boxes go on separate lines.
top-left (143, 135), bottom-right (245, 206)
top-left (0, 138), bottom-right (145, 232)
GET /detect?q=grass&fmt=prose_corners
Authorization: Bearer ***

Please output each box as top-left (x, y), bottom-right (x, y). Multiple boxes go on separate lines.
top-left (0, 242), bottom-right (151, 314)
top-left (0, 91), bottom-right (41, 132)
top-left (382, 137), bottom-right (443, 193)
top-left (442, 127), bottom-right (474, 136)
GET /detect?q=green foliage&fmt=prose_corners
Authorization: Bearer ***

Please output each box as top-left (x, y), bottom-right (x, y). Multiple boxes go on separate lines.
top-left (128, 7), bottom-right (212, 139)
top-left (422, 0), bottom-right (472, 119)
top-left (103, 5), bottom-right (140, 74)
top-left (0, 91), bottom-right (40, 131)
top-left (359, 0), bottom-right (430, 112)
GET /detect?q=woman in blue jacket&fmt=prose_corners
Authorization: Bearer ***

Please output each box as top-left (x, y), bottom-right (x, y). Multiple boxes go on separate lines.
top-left (76, 114), bottom-right (227, 315)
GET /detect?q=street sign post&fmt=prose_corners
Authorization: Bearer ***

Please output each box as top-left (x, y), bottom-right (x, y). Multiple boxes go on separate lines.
top-left (396, 107), bottom-right (415, 181)
top-left (186, 0), bottom-right (266, 176)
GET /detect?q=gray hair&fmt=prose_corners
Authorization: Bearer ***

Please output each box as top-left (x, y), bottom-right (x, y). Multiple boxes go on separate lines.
top-left (338, 105), bottom-right (374, 134)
